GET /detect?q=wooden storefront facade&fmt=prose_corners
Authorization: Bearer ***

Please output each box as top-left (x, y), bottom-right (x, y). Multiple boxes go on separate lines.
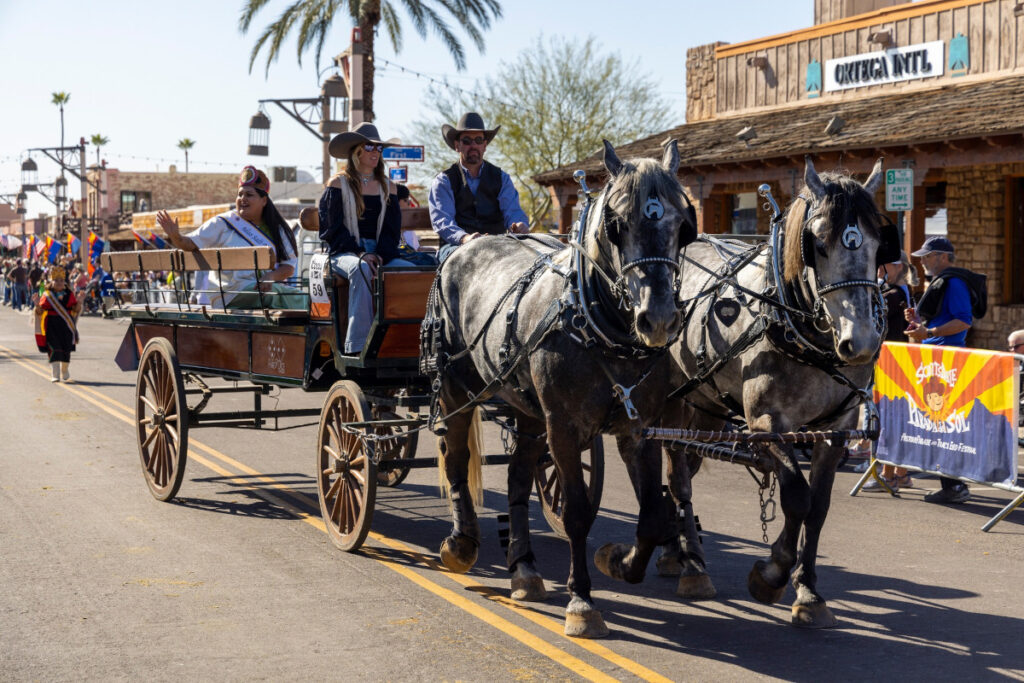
top-left (535, 0), bottom-right (1024, 349)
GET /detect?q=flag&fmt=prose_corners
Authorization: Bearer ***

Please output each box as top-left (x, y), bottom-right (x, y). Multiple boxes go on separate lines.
top-left (25, 235), bottom-right (36, 260)
top-left (132, 230), bottom-right (156, 249)
top-left (67, 232), bottom-right (81, 256)
top-left (33, 237), bottom-right (44, 259)
top-left (45, 236), bottom-right (62, 264)
top-left (147, 230), bottom-right (168, 249)
top-left (88, 231), bottom-right (104, 276)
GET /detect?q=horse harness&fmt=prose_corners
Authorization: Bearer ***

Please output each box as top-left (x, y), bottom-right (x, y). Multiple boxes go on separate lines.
top-left (422, 186), bottom-right (683, 432)
top-left (668, 189), bottom-right (895, 427)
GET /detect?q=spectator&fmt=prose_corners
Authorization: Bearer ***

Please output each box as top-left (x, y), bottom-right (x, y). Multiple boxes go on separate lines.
top-left (905, 236), bottom-right (974, 504)
top-left (864, 251), bottom-right (919, 491)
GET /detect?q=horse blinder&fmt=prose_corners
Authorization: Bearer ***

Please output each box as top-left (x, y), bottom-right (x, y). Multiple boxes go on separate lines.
top-left (876, 217), bottom-right (901, 267)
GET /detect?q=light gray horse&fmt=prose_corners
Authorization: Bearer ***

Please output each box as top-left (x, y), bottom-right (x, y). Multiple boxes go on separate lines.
top-left (423, 140), bottom-right (698, 638)
top-left (615, 158), bottom-right (894, 629)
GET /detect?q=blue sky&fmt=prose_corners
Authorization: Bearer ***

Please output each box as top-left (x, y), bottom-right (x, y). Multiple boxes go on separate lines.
top-left (0, 0), bottom-right (810, 216)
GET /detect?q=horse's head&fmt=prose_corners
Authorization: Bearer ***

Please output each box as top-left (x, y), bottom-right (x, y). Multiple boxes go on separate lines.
top-left (596, 139), bottom-right (698, 347)
top-left (782, 157), bottom-right (897, 364)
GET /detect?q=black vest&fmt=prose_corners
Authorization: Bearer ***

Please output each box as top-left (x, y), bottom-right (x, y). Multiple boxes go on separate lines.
top-left (444, 161), bottom-right (505, 235)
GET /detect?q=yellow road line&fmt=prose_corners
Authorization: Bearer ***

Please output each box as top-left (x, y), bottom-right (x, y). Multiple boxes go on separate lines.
top-left (0, 343), bottom-right (671, 682)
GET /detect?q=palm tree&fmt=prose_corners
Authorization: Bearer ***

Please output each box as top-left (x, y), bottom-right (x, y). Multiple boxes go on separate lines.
top-left (90, 134), bottom-right (110, 166)
top-left (51, 91), bottom-right (71, 150)
top-left (177, 138), bottom-right (196, 174)
top-left (239, 0), bottom-right (503, 123)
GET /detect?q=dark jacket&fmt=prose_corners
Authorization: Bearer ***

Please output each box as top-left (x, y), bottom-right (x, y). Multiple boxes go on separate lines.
top-left (318, 185), bottom-right (401, 263)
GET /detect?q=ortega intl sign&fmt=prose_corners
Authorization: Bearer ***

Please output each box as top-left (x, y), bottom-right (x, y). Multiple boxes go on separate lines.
top-left (825, 40), bottom-right (945, 92)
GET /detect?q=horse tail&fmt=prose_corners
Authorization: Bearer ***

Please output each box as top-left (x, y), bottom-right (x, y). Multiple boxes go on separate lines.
top-left (436, 407), bottom-right (484, 508)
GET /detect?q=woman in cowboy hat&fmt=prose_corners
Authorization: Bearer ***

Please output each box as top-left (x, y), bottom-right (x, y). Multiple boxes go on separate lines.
top-left (157, 166), bottom-right (302, 309)
top-left (34, 265), bottom-right (82, 382)
top-left (318, 122), bottom-right (416, 355)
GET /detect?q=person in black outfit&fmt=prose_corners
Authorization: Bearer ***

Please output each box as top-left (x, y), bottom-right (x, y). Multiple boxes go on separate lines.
top-left (318, 122), bottom-right (415, 354)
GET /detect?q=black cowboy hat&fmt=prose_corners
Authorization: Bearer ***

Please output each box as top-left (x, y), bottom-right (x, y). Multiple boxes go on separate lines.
top-left (328, 122), bottom-right (400, 159)
top-left (441, 112), bottom-right (500, 150)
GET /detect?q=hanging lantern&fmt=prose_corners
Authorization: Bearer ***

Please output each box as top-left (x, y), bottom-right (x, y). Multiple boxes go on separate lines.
top-left (16, 189), bottom-right (27, 215)
top-left (319, 74), bottom-right (348, 135)
top-left (247, 110), bottom-right (270, 156)
top-left (55, 175), bottom-right (68, 205)
top-left (21, 157), bottom-right (38, 191)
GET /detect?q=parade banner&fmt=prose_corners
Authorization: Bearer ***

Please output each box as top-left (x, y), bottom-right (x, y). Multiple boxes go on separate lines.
top-left (874, 342), bottom-right (1018, 486)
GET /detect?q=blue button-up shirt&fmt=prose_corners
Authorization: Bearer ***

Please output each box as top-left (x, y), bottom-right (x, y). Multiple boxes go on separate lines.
top-left (429, 164), bottom-right (529, 246)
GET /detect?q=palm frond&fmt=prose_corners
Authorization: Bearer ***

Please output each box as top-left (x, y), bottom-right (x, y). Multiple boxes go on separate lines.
top-left (238, 0), bottom-right (275, 33)
top-left (380, 3), bottom-right (403, 52)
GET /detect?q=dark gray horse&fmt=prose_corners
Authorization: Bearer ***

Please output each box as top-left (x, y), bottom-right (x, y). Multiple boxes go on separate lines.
top-left (423, 140), bottom-right (698, 638)
top-left (601, 158), bottom-right (893, 628)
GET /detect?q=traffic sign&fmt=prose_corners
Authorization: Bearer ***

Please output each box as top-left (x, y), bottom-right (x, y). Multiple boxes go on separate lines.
top-left (886, 168), bottom-right (914, 211)
top-left (389, 166), bottom-right (408, 183)
top-left (382, 145), bottom-right (424, 162)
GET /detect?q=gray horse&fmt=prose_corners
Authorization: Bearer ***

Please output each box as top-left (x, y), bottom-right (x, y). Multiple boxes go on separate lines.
top-left (603, 158), bottom-right (891, 628)
top-left (424, 140), bottom-right (698, 638)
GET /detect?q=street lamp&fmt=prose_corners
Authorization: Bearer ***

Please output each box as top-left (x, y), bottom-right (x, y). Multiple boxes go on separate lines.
top-left (21, 158), bottom-right (38, 191)
top-left (55, 175), bottom-right (67, 206)
top-left (320, 74), bottom-right (348, 136)
top-left (247, 110), bottom-right (270, 156)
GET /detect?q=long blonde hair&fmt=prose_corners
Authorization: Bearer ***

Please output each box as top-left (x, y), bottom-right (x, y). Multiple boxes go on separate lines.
top-left (335, 145), bottom-right (389, 218)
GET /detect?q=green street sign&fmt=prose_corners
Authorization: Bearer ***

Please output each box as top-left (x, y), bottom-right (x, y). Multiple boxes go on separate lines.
top-left (886, 168), bottom-right (914, 211)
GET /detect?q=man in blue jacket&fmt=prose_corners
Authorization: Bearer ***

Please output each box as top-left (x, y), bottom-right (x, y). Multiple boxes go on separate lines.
top-left (904, 236), bottom-right (973, 503)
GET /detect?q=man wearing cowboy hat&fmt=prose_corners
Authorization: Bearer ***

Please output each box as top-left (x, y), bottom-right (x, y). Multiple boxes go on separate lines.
top-left (428, 112), bottom-right (529, 263)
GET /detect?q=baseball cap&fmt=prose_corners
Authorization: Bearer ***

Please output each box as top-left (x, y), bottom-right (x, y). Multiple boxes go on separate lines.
top-left (911, 236), bottom-right (954, 257)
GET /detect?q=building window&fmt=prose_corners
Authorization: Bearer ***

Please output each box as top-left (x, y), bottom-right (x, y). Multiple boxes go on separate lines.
top-left (731, 192), bottom-right (759, 234)
top-left (924, 182), bottom-right (947, 236)
top-left (120, 190), bottom-right (152, 215)
top-left (1004, 177), bottom-right (1024, 304)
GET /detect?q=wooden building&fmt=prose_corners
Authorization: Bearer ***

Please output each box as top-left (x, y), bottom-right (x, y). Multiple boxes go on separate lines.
top-left (535, 0), bottom-right (1024, 349)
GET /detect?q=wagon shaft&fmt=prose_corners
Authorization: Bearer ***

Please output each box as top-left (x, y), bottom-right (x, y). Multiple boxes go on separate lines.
top-left (666, 439), bottom-right (776, 474)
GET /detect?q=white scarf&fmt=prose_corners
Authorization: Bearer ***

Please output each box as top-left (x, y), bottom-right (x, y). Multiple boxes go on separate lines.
top-left (336, 178), bottom-right (388, 243)
top-left (219, 211), bottom-right (277, 258)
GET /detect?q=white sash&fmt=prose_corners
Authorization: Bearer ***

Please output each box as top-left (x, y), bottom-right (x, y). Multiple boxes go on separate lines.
top-left (219, 211), bottom-right (277, 259)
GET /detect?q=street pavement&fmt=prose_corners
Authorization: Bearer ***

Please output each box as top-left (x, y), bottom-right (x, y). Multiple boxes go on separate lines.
top-left (2, 304), bottom-right (1024, 682)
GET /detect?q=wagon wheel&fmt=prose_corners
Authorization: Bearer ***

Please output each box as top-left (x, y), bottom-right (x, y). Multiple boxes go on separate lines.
top-left (373, 405), bottom-right (418, 487)
top-left (135, 337), bottom-right (188, 501)
top-left (317, 380), bottom-right (377, 552)
top-left (534, 437), bottom-right (605, 540)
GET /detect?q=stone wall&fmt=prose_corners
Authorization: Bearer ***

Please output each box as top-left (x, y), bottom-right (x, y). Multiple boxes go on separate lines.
top-left (685, 43), bottom-right (724, 123)
top-left (945, 161), bottom-right (1024, 350)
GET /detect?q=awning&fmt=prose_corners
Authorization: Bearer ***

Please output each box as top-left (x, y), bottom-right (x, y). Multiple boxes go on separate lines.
top-left (534, 75), bottom-right (1024, 186)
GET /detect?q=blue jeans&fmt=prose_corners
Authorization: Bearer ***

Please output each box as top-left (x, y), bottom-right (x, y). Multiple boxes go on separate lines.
top-left (12, 283), bottom-right (28, 310)
top-left (330, 239), bottom-right (414, 353)
top-left (437, 243), bottom-right (460, 264)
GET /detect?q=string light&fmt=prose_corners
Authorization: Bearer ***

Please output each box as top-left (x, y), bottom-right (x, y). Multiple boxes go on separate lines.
top-left (375, 57), bottom-right (532, 114)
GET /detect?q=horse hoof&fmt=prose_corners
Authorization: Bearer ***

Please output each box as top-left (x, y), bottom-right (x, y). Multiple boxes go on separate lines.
top-left (747, 563), bottom-right (786, 605)
top-left (593, 543), bottom-right (630, 581)
top-left (564, 610), bottom-right (609, 639)
top-left (792, 602), bottom-right (838, 629)
top-left (511, 575), bottom-right (548, 602)
top-left (655, 552), bottom-right (682, 577)
top-left (440, 535), bottom-right (478, 574)
top-left (676, 573), bottom-right (717, 600)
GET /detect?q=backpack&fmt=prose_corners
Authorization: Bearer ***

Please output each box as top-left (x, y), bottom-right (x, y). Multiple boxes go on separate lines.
top-left (917, 266), bottom-right (987, 321)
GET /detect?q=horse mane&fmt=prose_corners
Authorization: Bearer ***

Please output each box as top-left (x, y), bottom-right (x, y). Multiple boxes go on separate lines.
top-left (782, 171), bottom-right (882, 283)
top-left (603, 158), bottom-right (685, 228)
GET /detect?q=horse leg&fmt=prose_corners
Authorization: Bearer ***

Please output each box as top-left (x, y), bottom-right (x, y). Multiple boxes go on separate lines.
top-left (438, 403), bottom-right (481, 574)
top-left (663, 443), bottom-right (716, 599)
top-left (594, 437), bottom-right (664, 584)
top-left (506, 415), bottom-right (548, 602)
top-left (790, 440), bottom-right (844, 629)
top-left (747, 442), bottom-right (811, 606)
top-left (547, 425), bottom-right (608, 639)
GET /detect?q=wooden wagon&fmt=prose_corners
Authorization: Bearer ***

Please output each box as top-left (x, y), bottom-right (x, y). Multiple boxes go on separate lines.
top-left (103, 243), bottom-right (602, 552)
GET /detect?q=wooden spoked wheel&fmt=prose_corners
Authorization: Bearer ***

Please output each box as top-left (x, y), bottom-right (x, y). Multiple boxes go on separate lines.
top-left (317, 380), bottom-right (377, 552)
top-left (534, 437), bottom-right (605, 540)
top-left (373, 405), bottom-right (418, 487)
top-left (135, 337), bottom-right (188, 501)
